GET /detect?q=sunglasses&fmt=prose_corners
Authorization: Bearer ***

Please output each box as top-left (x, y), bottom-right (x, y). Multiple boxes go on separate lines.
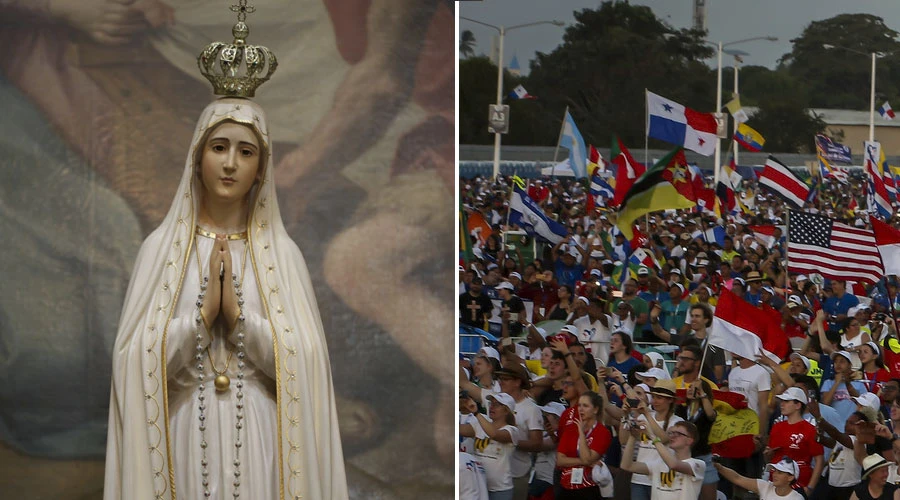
top-left (666, 430), bottom-right (690, 438)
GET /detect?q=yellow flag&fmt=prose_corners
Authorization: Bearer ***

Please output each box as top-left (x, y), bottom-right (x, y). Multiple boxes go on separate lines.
top-left (725, 97), bottom-right (748, 123)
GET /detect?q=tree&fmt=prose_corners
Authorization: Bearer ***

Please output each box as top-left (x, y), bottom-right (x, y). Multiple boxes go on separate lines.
top-left (459, 30), bottom-right (476, 59)
top-left (515, 3), bottom-right (715, 149)
top-left (782, 14), bottom-right (900, 109)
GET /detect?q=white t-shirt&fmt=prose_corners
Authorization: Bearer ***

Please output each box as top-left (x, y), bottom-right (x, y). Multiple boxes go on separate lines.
top-left (755, 479), bottom-right (805, 500)
top-left (459, 451), bottom-right (490, 500)
top-left (460, 413), bottom-right (478, 453)
top-left (728, 363), bottom-right (772, 414)
top-left (471, 419), bottom-right (520, 492)
top-left (631, 412), bottom-right (685, 486)
top-left (586, 316), bottom-right (612, 365)
top-left (827, 435), bottom-right (861, 487)
top-left (888, 463), bottom-right (900, 486)
top-left (572, 314), bottom-right (595, 346)
top-left (610, 313), bottom-right (636, 338)
top-left (509, 397), bottom-right (543, 478)
top-left (532, 434), bottom-right (556, 484)
top-left (645, 456), bottom-right (705, 500)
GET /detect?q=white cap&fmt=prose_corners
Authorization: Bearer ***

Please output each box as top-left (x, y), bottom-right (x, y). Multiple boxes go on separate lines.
top-left (831, 350), bottom-right (853, 364)
top-left (486, 263), bottom-right (499, 270)
top-left (478, 346), bottom-right (500, 362)
top-left (577, 296), bottom-right (590, 305)
top-left (539, 401), bottom-right (566, 417)
top-left (559, 325), bottom-right (579, 337)
top-left (590, 269), bottom-right (602, 277)
top-left (863, 341), bottom-right (881, 356)
top-left (496, 281), bottom-right (514, 291)
top-left (761, 285), bottom-right (775, 295)
top-left (789, 353), bottom-right (810, 372)
top-left (486, 392), bottom-right (516, 412)
top-left (775, 386), bottom-right (809, 404)
top-left (853, 392), bottom-right (881, 412)
top-left (796, 274), bottom-right (809, 283)
top-left (767, 456), bottom-right (800, 478)
top-left (508, 272), bottom-right (522, 280)
top-left (787, 295), bottom-right (803, 307)
top-left (636, 367), bottom-right (671, 381)
top-left (670, 268), bottom-right (682, 275)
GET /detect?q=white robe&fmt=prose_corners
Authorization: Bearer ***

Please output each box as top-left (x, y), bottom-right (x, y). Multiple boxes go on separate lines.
top-left (167, 234), bottom-right (277, 499)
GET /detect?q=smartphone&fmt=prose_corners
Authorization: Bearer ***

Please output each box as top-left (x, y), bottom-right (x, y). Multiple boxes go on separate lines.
top-left (612, 291), bottom-right (624, 298)
top-left (626, 397), bottom-right (640, 407)
top-left (508, 312), bottom-right (518, 321)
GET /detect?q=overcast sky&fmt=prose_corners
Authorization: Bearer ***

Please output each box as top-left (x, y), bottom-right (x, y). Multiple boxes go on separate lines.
top-left (458, 0), bottom-right (900, 72)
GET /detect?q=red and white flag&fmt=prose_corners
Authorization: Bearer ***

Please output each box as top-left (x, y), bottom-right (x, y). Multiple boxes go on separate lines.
top-left (758, 155), bottom-right (810, 209)
top-left (872, 217), bottom-right (900, 276)
top-left (710, 288), bottom-right (789, 362)
top-left (788, 210), bottom-right (885, 284)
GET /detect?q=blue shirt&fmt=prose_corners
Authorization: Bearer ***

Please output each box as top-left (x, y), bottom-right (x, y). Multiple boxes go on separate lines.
top-left (554, 259), bottom-right (585, 289)
top-left (823, 293), bottom-right (860, 317)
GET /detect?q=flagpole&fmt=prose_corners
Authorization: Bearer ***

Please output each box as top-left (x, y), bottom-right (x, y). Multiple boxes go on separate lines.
top-left (503, 180), bottom-right (516, 247)
top-left (551, 106), bottom-right (569, 180)
top-left (785, 209), bottom-right (791, 294)
top-left (644, 88), bottom-right (650, 165)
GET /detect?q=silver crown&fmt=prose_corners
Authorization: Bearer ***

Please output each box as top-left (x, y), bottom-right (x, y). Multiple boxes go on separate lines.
top-left (197, 1), bottom-right (277, 98)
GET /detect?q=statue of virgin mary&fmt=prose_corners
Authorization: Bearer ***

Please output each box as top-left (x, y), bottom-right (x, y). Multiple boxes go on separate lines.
top-left (103, 11), bottom-right (347, 499)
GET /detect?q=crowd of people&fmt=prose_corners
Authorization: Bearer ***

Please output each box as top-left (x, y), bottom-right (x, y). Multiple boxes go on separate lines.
top-left (459, 172), bottom-right (900, 500)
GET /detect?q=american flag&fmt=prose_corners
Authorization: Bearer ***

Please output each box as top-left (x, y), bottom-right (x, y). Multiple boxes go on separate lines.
top-left (788, 210), bottom-right (884, 284)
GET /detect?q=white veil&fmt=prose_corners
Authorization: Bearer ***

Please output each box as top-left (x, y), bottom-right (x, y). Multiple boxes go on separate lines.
top-left (104, 97), bottom-right (347, 500)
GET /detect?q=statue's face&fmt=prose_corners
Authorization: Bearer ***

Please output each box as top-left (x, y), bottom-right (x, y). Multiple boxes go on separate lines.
top-left (199, 121), bottom-right (261, 204)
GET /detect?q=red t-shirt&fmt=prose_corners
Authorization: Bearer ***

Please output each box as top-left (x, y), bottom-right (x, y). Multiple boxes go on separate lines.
top-left (556, 406), bottom-right (577, 444)
top-left (557, 420), bottom-right (611, 490)
top-left (767, 419), bottom-right (823, 488)
top-left (862, 368), bottom-right (892, 400)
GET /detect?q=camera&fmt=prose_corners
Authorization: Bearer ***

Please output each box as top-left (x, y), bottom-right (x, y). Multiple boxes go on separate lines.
top-left (626, 397), bottom-right (640, 408)
top-left (874, 313), bottom-right (887, 322)
top-left (710, 454), bottom-right (722, 464)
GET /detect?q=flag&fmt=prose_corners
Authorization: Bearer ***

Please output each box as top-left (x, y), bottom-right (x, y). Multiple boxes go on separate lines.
top-left (560, 111), bottom-right (588, 178)
top-left (590, 173), bottom-right (614, 200)
top-left (724, 96), bottom-right (749, 124)
top-left (646, 91), bottom-right (718, 156)
top-left (733, 123), bottom-right (765, 152)
top-left (787, 209), bottom-right (885, 284)
top-left (815, 134), bottom-right (852, 164)
top-left (466, 210), bottom-right (492, 246)
top-left (508, 84), bottom-right (536, 100)
top-left (509, 186), bottom-right (568, 244)
top-left (610, 135), bottom-right (646, 207)
top-left (705, 390), bottom-right (758, 459)
top-left (872, 218), bottom-right (900, 276)
top-left (880, 101), bottom-right (895, 120)
top-left (615, 148), bottom-right (697, 240)
top-left (629, 247), bottom-right (660, 271)
top-left (747, 225), bottom-right (778, 248)
top-left (758, 155), bottom-right (810, 209)
top-left (864, 141), bottom-right (892, 219)
top-left (710, 288), bottom-right (790, 362)
top-left (587, 145), bottom-right (602, 177)
top-left (715, 158), bottom-right (742, 217)
top-left (704, 226), bottom-right (727, 247)
top-left (630, 226), bottom-right (650, 250)
top-left (460, 202), bottom-right (474, 263)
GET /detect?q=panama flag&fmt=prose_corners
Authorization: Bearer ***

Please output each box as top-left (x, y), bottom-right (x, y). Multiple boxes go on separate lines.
top-left (710, 288), bottom-right (790, 363)
top-left (647, 90), bottom-right (718, 156)
top-left (880, 101), bottom-right (895, 120)
top-left (509, 84), bottom-right (536, 100)
top-left (560, 110), bottom-right (588, 178)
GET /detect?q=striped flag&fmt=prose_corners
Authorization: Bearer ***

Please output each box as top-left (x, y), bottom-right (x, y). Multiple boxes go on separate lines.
top-left (710, 288), bottom-right (790, 362)
top-left (872, 218), bottom-right (900, 277)
top-left (787, 209), bottom-right (885, 284)
top-left (865, 141), bottom-right (893, 219)
top-left (758, 156), bottom-right (810, 209)
top-left (509, 186), bottom-right (568, 244)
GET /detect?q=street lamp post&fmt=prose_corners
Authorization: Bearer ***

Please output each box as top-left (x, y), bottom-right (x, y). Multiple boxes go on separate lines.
top-left (711, 36), bottom-right (778, 185)
top-left (822, 44), bottom-right (886, 142)
top-left (461, 17), bottom-right (564, 180)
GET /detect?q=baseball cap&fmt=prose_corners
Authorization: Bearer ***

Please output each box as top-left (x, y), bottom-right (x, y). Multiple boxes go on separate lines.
top-left (539, 401), bottom-right (566, 417)
top-left (787, 295), bottom-right (803, 308)
top-left (486, 392), bottom-right (516, 413)
top-left (830, 350), bottom-right (853, 364)
top-left (496, 281), bottom-right (514, 291)
top-left (789, 353), bottom-right (811, 372)
top-left (767, 456), bottom-right (800, 478)
top-left (761, 285), bottom-right (775, 295)
top-left (636, 367), bottom-right (671, 381)
top-left (637, 266), bottom-right (650, 276)
top-left (559, 325), bottom-right (579, 337)
top-left (670, 268), bottom-right (682, 276)
top-left (478, 346), bottom-right (500, 362)
top-left (775, 386), bottom-right (809, 404)
top-left (508, 272), bottom-right (522, 280)
top-left (853, 392), bottom-right (881, 412)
